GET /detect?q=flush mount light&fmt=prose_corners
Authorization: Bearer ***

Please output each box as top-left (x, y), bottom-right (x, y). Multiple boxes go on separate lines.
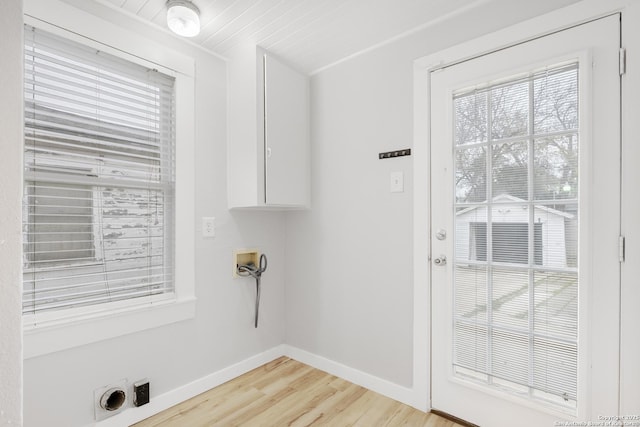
top-left (166, 0), bottom-right (201, 38)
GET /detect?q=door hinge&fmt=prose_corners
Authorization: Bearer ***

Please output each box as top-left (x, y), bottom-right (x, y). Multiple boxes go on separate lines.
top-left (619, 48), bottom-right (626, 76)
top-left (619, 235), bottom-right (626, 262)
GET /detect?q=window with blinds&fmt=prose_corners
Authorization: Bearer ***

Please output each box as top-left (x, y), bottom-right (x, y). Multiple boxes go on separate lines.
top-left (452, 63), bottom-right (579, 408)
top-left (23, 25), bottom-right (176, 317)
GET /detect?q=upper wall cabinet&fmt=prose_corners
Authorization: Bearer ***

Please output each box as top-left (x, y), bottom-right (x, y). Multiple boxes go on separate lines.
top-left (227, 45), bottom-right (310, 209)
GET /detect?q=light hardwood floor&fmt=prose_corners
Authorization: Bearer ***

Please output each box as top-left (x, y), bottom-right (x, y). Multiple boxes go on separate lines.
top-left (133, 357), bottom-right (465, 427)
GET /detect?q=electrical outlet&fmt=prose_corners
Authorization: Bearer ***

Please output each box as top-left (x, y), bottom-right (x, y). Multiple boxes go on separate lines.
top-left (202, 217), bottom-right (215, 237)
top-left (133, 380), bottom-right (150, 407)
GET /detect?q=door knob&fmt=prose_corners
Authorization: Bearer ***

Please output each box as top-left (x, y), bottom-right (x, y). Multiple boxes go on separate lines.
top-left (434, 255), bottom-right (447, 266)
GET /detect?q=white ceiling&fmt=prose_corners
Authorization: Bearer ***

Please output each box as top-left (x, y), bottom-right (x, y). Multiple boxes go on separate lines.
top-left (87, 0), bottom-right (488, 74)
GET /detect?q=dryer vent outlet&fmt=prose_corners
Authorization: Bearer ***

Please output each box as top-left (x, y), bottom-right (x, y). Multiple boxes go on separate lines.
top-left (100, 387), bottom-right (126, 411)
top-left (94, 379), bottom-right (129, 421)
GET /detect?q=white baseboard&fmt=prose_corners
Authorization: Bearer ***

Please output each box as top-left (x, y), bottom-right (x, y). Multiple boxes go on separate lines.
top-left (91, 343), bottom-right (424, 426)
top-left (91, 344), bottom-right (287, 427)
top-left (281, 345), bottom-right (421, 410)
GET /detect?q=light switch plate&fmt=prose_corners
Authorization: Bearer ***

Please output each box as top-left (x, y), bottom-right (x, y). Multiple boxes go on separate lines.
top-left (202, 217), bottom-right (215, 237)
top-left (390, 171), bottom-right (404, 193)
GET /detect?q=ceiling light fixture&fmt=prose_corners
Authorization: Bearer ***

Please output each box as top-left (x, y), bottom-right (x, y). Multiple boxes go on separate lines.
top-left (166, 0), bottom-right (201, 38)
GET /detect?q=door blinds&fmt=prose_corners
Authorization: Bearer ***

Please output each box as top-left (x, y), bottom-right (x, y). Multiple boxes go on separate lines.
top-left (452, 63), bottom-right (579, 407)
top-left (23, 25), bottom-right (176, 317)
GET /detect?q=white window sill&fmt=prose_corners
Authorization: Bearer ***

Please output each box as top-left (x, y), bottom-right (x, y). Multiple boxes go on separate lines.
top-left (23, 296), bottom-right (196, 359)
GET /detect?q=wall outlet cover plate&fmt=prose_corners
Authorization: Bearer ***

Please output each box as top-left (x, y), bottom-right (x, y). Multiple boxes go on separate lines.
top-left (133, 380), bottom-right (150, 407)
top-left (390, 171), bottom-right (404, 193)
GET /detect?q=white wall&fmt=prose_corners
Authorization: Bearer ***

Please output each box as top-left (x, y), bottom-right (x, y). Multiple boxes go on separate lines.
top-left (285, 0), bottom-right (581, 389)
top-left (21, 2), bottom-right (286, 426)
top-left (0, 0), bottom-right (24, 425)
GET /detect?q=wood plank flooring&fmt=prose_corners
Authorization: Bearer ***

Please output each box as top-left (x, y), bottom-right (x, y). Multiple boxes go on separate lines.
top-left (133, 357), bottom-right (465, 427)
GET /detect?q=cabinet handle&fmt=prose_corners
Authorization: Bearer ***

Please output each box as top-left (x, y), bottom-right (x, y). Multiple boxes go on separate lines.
top-left (267, 147), bottom-right (272, 158)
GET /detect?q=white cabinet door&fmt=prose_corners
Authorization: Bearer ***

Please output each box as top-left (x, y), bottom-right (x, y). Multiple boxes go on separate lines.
top-left (263, 54), bottom-right (310, 207)
top-left (227, 49), bottom-right (310, 209)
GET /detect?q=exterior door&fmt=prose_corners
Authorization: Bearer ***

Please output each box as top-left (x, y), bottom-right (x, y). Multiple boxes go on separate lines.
top-left (430, 15), bottom-right (621, 426)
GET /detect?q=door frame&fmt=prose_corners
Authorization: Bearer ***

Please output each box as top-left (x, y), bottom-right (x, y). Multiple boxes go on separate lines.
top-left (412, 0), bottom-right (640, 417)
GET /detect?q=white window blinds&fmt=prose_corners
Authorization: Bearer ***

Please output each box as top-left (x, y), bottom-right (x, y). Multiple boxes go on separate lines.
top-left (23, 25), bottom-right (176, 316)
top-left (452, 63), bottom-right (579, 408)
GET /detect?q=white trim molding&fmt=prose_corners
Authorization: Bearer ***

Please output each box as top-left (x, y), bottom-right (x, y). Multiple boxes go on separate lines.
top-left (92, 344), bottom-right (424, 427)
top-left (282, 345), bottom-right (420, 410)
top-left (92, 345), bottom-right (287, 427)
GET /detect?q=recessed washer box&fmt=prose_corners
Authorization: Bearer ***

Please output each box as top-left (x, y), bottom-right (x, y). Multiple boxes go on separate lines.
top-left (233, 249), bottom-right (260, 278)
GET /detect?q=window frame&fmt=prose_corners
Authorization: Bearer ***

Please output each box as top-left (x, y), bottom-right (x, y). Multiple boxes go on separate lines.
top-left (22, 15), bottom-right (196, 359)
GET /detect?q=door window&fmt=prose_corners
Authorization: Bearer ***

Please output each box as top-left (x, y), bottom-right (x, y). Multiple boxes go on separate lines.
top-left (452, 63), bottom-right (579, 408)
